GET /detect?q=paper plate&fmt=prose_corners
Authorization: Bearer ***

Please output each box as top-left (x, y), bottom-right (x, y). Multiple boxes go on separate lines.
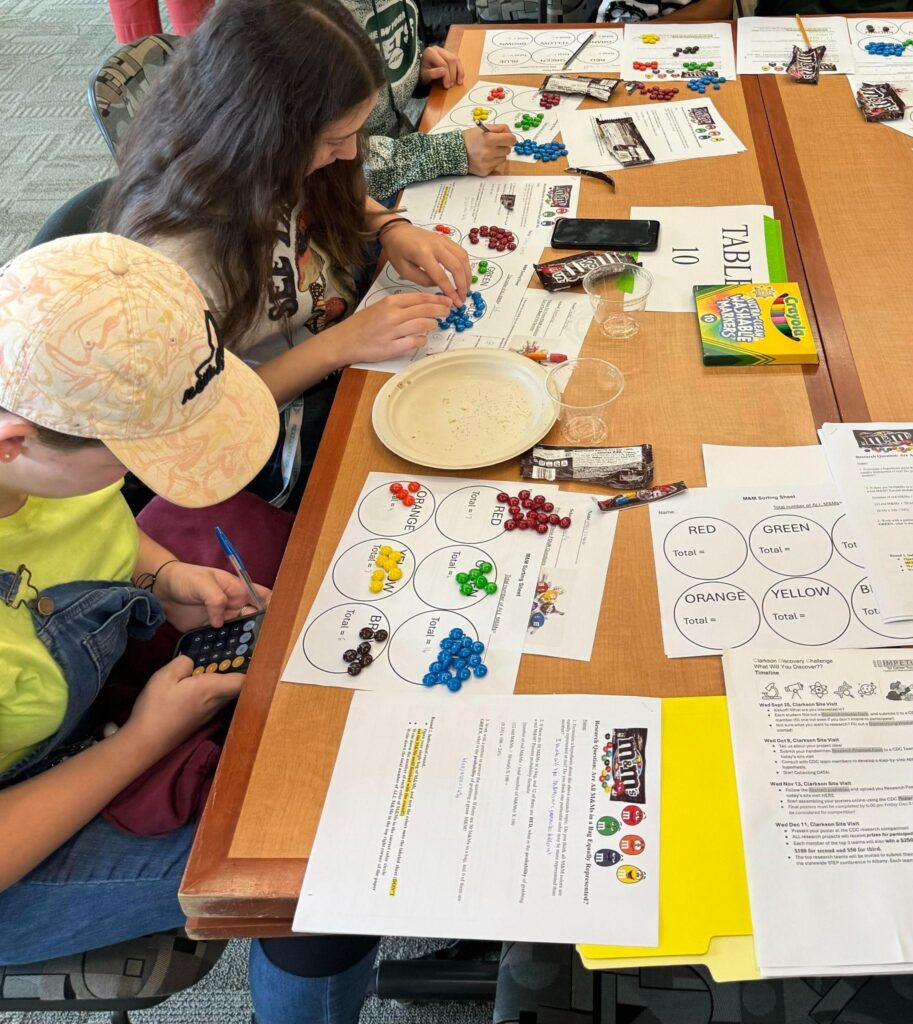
top-left (372, 349), bottom-right (557, 470)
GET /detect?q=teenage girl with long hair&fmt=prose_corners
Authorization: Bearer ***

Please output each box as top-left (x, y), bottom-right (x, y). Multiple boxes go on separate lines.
top-left (101, 0), bottom-right (471, 501)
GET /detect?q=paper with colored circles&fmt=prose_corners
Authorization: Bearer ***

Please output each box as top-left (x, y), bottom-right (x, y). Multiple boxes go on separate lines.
top-left (620, 22), bottom-right (736, 83)
top-left (281, 472), bottom-right (559, 695)
top-left (477, 27), bottom-right (622, 77)
top-left (648, 484), bottom-right (913, 659)
top-left (426, 79), bottom-right (583, 164)
top-left (294, 692), bottom-right (661, 945)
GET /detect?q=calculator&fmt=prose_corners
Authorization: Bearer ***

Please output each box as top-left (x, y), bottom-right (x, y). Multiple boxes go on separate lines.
top-left (175, 611), bottom-right (265, 675)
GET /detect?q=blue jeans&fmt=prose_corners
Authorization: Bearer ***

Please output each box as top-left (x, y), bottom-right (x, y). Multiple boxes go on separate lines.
top-left (0, 814), bottom-right (377, 1024)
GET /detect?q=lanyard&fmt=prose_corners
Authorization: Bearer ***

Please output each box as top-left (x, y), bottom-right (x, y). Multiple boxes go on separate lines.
top-left (269, 396), bottom-right (304, 508)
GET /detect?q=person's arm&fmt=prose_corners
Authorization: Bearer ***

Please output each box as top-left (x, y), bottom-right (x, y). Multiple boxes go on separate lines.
top-left (661, 0), bottom-right (732, 21)
top-left (363, 131), bottom-right (469, 201)
top-left (0, 657), bottom-right (242, 891)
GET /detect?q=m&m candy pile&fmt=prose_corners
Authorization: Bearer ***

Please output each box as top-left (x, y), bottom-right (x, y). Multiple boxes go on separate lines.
top-left (468, 225), bottom-right (517, 251)
top-left (423, 628), bottom-right (488, 692)
top-left (687, 73), bottom-right (726, 93)
top-left (455, 562), bottom-right (497, 597)
top-left (389, 480), bottom-right (421, 506)
top-left (513, 139), bottom-right (568, 162)
top-left (498, 490), bottom-right (571, 534)
top-left (488, 86), bottom-right (506, 101)
top-left (515, 111), bottom-right (545, 131)
top-left (370, 545), bottom-right (404, 593)
top-left (436, 291), bottom-right (486, 332)
top-left (539, 91), bottom-right (560, 108)
top-left (342, 626), bottom-right (388, 677)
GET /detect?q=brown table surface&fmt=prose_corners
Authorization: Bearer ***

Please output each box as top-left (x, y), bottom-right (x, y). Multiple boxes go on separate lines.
top-left (180, 22), bottom-right (845, 937)
top-left (761, 16), bottom-right (913, 423)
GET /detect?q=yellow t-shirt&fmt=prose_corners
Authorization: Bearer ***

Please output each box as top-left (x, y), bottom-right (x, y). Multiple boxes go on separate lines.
top-left (0, 482), bottom-right (139, 774)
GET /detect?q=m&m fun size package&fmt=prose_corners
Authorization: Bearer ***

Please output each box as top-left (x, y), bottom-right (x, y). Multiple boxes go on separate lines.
top-left (693, 283), bottom-right (818, 366)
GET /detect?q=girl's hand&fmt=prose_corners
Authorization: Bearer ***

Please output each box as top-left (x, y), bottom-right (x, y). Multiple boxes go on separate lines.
top-left (336, 292), bottom-right (451, 365)
top-left (419, 46), bottom-right (464, 88)
top-left (122, 656), bottom-right (243, 759)
top-left (380, 224), bottom-right (471, 308)
top-left (155, 562), bottom-right (271, 632)
top-left (462, 124), bottom-right (516, 176)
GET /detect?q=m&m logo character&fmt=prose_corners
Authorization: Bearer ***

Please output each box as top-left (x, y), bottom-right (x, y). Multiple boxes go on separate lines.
top-left (620, 834), bottom-right (645, 856)
top-left (621, 805), bottom-right (645, 826)
top-left (596, 816), bottom-right (620, 836)
top-left (594, 848), bottom-right (621, 867)
top-left (617, 865), bottom-right (646, 884)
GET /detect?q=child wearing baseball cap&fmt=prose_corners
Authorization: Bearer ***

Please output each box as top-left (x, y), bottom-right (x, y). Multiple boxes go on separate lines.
top-left (0, 235), bottom-right (379, 1023)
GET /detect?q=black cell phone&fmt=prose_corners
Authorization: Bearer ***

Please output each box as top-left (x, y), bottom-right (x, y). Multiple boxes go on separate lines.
top-left (174, 611), bottom-right (265, 675)
top-left (550, 218), bottom-right (660, 252)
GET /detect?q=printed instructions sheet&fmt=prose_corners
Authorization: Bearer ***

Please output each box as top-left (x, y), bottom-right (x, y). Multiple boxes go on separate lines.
top-left (628, 205), bottom-right (773, 313)
top-left (478, 27), bottom-right (621, 77)
top-left (724, 648), bottom-right (913, 974)
top-left (620, 23), bottom-right (736, 82)
top-left (281, 474), bottom-right (553, 695)
top-left (524, 493), bottom-right (618, 662)
top-left (557, 99), bottom-right (746, 172)
top-left (428, 80), bottom-right (582, 163)
top-left (820, 423), bottom-right (913, 622)
top-left (736, 16), bottom-right (855, 75)
top-left (294, 692), bottom-right (661, 945)
top-left (648, 485), bottom-right (913, 659)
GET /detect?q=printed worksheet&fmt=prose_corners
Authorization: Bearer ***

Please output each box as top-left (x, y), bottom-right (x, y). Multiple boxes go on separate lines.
top-left (848, 76), bottom-right (913, 139)
top-left (736, 16), bottom-right (855, 75)
top-left (620, 23), bottom-right (736, 82)
top-left (525, 493), bottom-right (618, 662)
top-left (557, 99), bottom-right (746, 171)
top-left (820, 423), bottom-right (913, 622)
top-left (849, 17), bottom-right (913, 77)
top-left (294, 692), bottom-right (660, 945)
top-left (648, 485), bottom-right (913, 659)
top-left (628, 205), bottom-right (774, 313)
top-left (724, 648), bottom-right (913, 975)
top-left (478, 27), bottom-right (622, 77)
top-left (281, 474), bottom-right (555, 695)
top-left (355, 255), bottom-right (591, 373)
top-left (427, 79), bottom-right (583, 162)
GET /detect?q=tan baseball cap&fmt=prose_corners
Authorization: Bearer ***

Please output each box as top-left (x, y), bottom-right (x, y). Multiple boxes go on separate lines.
top-left (0, 233), bottom-right (279, 508)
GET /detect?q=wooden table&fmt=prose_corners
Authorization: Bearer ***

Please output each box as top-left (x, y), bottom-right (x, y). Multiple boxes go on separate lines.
top-left (761, 14), bottom-right (913, 422)
top-left (180, 23), bottom-right (841, 936)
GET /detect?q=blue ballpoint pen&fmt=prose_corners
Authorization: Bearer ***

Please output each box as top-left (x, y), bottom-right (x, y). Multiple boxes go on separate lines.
top-left (215, 527), bottom-right (266, 613)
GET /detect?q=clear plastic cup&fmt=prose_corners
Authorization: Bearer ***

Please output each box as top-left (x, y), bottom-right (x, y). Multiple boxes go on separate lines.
top-left (545, 358), bottom-right (625, 445)
top-left (583, 265), bottom-right (654, 339)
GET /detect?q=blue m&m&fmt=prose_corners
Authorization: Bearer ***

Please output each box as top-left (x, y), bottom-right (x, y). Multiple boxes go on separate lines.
top-left (513, 139), bottom-right (568, 162)
top-left (421, 630), bottom-right (489, 691)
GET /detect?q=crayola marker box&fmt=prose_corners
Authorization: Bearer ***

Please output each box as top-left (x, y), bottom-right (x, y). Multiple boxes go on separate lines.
top-left (693, 283), bottom-right (818, 366)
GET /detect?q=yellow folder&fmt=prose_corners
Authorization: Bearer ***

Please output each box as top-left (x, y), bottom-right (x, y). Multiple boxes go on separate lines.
top-left (577, 696), bottom-right (759, 981)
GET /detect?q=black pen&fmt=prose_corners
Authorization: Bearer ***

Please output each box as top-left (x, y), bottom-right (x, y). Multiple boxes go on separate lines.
top-left (562, 31), bottom-right (595, 71)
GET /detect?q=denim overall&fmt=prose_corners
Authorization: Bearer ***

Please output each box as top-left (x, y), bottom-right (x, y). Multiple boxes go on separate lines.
top-left (0, 566), bottom-right (164, 789)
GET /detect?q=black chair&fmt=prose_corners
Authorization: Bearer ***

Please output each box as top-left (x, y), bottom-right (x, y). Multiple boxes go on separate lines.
top-left (0, 932), bottom-right (225, 1023)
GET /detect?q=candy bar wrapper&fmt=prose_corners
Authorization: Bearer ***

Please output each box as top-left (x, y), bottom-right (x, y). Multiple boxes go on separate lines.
top-left (520, 443), bottom-right (653, 488)
top-left (609, 728), bottom-right (648, 804)
top-left (534, 250), bottom-right (638, 293)
top-left (594, 481), bottom-right (687, 512)
top-left (786, 44), bottom-right (825, 85)
top-left (856, 82), bottom-right (906, 122)
top-left (541, 73), bottom-right (620, 103)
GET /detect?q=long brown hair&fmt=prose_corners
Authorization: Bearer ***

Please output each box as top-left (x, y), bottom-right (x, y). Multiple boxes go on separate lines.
top-left (99, 0), bottom-right (385, 346)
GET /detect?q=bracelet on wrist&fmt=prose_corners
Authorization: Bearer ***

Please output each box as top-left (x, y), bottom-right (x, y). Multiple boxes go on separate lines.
top-left (377, 217), bottom-right (412, 242)
top-left (134, 558), bottom-right (180, 593)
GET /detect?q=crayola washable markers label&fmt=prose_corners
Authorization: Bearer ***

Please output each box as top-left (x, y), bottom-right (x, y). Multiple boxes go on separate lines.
top-left (693, 283), bottom-right (818, 366)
